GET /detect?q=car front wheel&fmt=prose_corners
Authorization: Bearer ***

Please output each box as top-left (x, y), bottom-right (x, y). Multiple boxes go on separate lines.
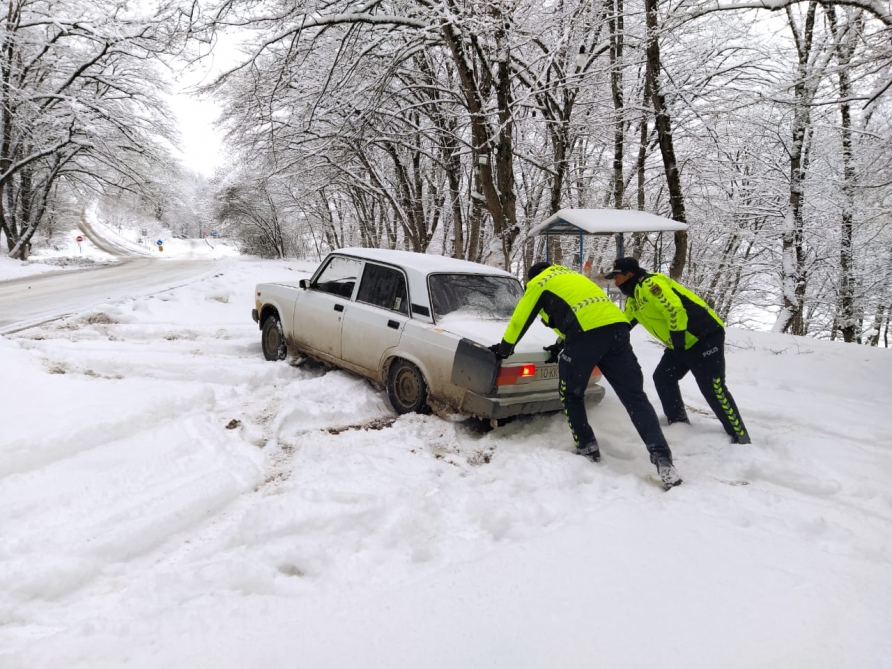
top-left (387, 359), bottom-right (429, 414)
top-left (261, 315), bottom-right (287, 361)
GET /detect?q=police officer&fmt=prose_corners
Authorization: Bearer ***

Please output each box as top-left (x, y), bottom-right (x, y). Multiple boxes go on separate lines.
top-left (491, 262), bottom-right (682, 489)
top-left (605, 257), bottom-right (750, 444)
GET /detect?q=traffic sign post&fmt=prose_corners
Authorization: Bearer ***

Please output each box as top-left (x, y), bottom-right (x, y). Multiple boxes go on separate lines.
top-left (156, 239), bottom-right (164, 252)
top-left (76, 234), bottom-right (83, 254)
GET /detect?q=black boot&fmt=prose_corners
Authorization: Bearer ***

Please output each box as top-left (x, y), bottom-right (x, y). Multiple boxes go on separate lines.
top-left (655, 458), bottom-right (683, 490)
top-left (577, 440), bottom-right (600, 463)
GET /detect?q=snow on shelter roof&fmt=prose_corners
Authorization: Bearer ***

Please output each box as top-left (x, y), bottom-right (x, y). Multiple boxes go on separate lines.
top-left (336, 247), bottom-right (513, 277)
top-left (529, 208), bottom-right (688, 236)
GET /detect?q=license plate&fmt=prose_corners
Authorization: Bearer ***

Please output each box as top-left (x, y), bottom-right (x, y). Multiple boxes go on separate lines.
top-left (538, 366), bottom-right (559, 381)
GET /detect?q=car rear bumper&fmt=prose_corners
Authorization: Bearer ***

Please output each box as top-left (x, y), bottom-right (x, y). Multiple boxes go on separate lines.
top-left (448, 337), bottom-right (605, 419)
top-left (459, 385), bottom-right (606, 420)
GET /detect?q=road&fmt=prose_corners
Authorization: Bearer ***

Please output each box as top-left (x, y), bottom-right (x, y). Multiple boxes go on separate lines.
top-left (78, 212), bottom-right (151, 257)
top-left (0, 259), bottom-right (216, 334)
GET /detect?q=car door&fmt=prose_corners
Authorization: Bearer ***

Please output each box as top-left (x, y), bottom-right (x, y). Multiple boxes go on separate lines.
top-left (341, 262), bottom-right (410, 373)
top-left (292, 255), bottom-right (363, 359)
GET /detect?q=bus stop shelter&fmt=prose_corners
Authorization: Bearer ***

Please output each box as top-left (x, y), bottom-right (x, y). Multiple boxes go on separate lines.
top-left (529, 208), bottom-right (688, 274)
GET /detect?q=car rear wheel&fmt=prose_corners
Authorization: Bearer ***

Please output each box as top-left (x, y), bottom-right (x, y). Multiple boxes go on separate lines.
top-left (261, 315), bottom-right (287, 361)
top-left (387, 359), bottom-right (429, 414)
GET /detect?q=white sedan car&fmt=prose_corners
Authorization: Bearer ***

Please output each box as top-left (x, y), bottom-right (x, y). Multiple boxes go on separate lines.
top-left (252, 248), bottom-right (604, 420)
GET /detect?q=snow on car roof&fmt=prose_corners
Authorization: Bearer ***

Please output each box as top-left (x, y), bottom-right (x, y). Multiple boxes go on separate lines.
top-left (529, 208), bottom-right (688, 236)
top-left (336, 247), bottom-right (515, 277)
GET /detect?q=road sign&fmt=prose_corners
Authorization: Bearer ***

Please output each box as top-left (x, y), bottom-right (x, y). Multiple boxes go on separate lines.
top-left (76, 235), bottom-right (83, 243)
top-left (211, 231), bottom-right (218, 238)
top-left (141, 228), bottom-right (148, 236)
top-left (156, 239), bottom-right (163, 246)
top-left (158, 246), bottom-right (164, 252)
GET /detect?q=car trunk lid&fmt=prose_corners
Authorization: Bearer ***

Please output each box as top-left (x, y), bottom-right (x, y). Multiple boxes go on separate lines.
top-left (450, 337), bottom-right (600, 397)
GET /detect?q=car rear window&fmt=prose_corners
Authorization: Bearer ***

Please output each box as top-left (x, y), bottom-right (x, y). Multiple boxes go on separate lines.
top-left (356, 263), bottom-right (409, 314)
top-left (428, 274), bottom-right (523, 320)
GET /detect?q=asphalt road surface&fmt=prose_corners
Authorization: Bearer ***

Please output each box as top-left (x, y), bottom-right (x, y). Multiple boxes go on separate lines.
top-left (0, 259), bottom-right (215, 335)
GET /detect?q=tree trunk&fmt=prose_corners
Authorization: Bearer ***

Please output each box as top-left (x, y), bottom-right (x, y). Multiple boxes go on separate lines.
top-left (445, 142), bottom-right (465, 259)
top-left (493, 20), bottom-right (519, 267)
top-left (774, 3), bottom-right (817, 336)
top-left (885, 307), bottom-right (890, 348)
top-left (549, 127), bottom-right (568, 216)
top-left (467, 166), bottom-right (483, 262)
top-left (440, 14), bottom-right (518, 268)
top-left (644, 0), bottom-right (687, 278)
top-left (827, 6), bottom-right (860, 343)
top-left (636, 92), bottom-right (649, 214)
top-left (610, 0), bottom-right (625, 210)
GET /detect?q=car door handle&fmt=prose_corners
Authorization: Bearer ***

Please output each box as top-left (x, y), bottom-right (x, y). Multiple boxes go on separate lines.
top-left (387, 320), bottom-right (400, 329)
top-left (334, 304), bottom-right (344, 312)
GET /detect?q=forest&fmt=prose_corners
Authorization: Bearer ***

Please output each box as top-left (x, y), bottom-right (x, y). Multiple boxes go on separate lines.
top-left (1, 0), bottom-right (891, 345)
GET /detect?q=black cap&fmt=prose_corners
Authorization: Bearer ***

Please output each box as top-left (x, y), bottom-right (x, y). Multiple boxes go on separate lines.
top-left (528, 261), bottom-right (552, 282)
top-left (604, 257), bottom-right (640, 279)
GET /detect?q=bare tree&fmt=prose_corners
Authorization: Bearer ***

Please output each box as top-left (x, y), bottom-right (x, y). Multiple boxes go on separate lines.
top-left (0, 0), bottom-right (189, 259)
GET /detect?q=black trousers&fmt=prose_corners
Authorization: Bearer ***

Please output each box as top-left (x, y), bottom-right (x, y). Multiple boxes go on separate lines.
top-left (653, 330), bottom-right (748, 440)
top-left (559, 323), bottom-right (672, 463)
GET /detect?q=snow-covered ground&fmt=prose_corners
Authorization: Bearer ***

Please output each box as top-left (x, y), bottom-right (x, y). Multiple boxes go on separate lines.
top-left (1, 257), bottom-right (890, 668)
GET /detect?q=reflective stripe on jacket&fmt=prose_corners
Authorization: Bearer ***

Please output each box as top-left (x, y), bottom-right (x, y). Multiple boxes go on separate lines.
top-left (502, 265), bottom-right (627, 346)
top-left (625, 273), bottom-right (723, 350)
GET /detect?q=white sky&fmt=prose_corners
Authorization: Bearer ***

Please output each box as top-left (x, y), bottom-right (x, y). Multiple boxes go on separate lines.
top-left (165, 32), bottom-right (247, 177)
top-left (167, 92), bottom-right (225, 176)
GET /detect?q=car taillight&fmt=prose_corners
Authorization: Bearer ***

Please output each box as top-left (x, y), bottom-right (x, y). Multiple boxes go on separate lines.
top-left (496, 364), bottom-right (536, 385)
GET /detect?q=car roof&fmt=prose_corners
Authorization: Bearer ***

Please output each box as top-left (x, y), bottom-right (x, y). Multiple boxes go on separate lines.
top-left (335, 247), bottom-right (516, 278)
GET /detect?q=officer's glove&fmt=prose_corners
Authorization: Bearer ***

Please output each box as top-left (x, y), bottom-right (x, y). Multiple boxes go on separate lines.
top-left (543, 339), bottom-right (564, 364)
top-left (488, 342), bottom-right (513, 359)
top-left (670, 330), bottom-right (687, 352)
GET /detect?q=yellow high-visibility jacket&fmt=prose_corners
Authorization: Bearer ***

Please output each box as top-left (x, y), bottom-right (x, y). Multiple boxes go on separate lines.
top-left (625, 273), bottom-right (723, 350)
top-left (500, 265), bottom-right (627, 351)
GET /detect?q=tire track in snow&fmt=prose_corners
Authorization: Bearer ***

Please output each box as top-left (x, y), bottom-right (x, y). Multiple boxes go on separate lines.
top-left (0, 415), bottom-right (263, 606)
top-left (0, 387), bottom-right (217, 480)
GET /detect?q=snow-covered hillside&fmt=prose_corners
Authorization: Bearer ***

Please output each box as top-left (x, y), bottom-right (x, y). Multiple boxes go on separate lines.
top-left (1, 258), bottom-right (890, 668)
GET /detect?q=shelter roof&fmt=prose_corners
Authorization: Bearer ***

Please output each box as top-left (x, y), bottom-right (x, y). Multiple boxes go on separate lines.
top-left (530, 209), bottom-right (688, 236)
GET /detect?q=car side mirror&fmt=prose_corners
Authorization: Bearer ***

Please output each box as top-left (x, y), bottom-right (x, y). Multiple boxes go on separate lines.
top-left (299, 279), bottom-right (309, 289)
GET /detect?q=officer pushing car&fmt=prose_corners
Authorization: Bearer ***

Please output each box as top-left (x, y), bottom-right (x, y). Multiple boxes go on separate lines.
top-left (605, 257), bottom-right (750, 445)
top-left (491, 262), bottom-right (682, 490)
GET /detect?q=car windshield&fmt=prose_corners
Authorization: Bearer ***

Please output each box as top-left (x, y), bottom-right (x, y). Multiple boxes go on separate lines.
top-left (428, 273), bottom-right (524, 320)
